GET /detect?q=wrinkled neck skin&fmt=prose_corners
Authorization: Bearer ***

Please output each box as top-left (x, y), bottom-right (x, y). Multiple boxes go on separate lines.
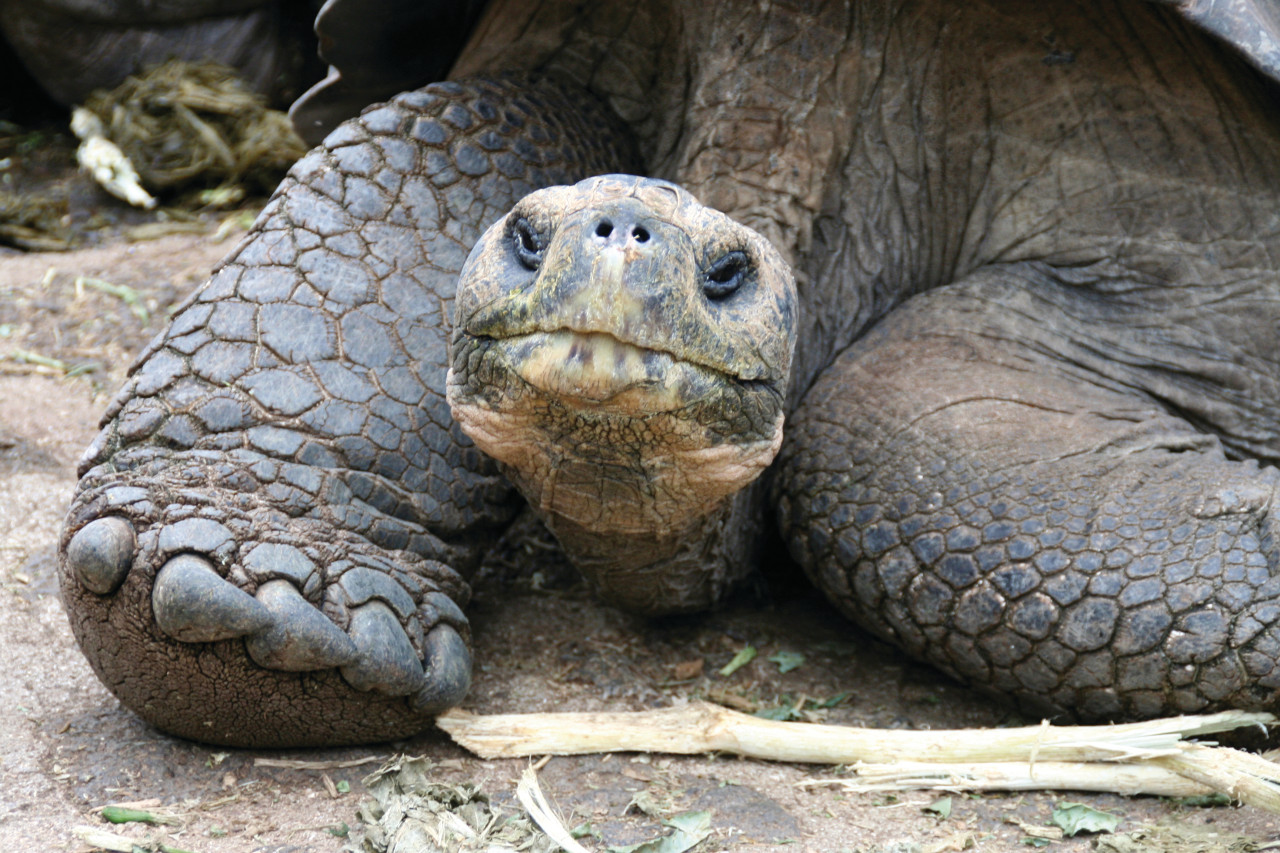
top-left (549, 486), bottom-right (769, 615)
top-left (449, 381), bottom-right (783, 614)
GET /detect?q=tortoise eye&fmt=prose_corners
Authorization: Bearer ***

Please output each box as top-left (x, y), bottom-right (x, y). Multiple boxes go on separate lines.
top-left (512, 218), bottom-right (544, 270)
top-left (704, 251), bottom-right (749, 300)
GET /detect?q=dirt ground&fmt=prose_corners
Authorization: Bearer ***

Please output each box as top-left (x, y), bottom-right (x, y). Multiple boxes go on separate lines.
top-left (3, 128), bottom-right (1280, 853)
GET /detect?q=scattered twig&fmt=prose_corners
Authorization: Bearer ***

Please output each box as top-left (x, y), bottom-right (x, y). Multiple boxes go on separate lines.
top-left (253, 756), bottom-right (383, 770)
top-left (72, 825), bottom-right (193, 853)
top-left (6, 349), bottom-right (69, 373)
top-left (76, 276), bottom-right (149, 323)
top-left (515, 766), bottom-right (592, 853)
top-left (321, 773), bottom-right (339, 798)
top-left (799, 760), bottom-right (1213, 797)
top-left (124, 221), bottom-right (211, 242)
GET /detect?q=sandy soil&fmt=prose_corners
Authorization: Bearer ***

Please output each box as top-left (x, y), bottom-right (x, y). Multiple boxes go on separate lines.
top-left (2, 132), bottom-right (1279, 853)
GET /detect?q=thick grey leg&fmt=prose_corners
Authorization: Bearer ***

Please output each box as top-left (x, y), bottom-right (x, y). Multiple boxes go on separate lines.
top-left (60, 75), bottom-right (637, 747)
top-left (777, 263), bottom-right (1280, 721)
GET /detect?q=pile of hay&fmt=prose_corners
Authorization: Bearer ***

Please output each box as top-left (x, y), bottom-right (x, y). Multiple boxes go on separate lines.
top-left (80, 59), bottom-right (307, 196)
top-left (0, 189), bottom-right (70, 250)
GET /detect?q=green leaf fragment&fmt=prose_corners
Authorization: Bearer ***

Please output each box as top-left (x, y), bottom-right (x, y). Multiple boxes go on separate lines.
top-left (754, 701), bottom-right (803, 721)
top-left (767, 651), bottom-right (805, 673)
top-left (336, 780), bottom-right (351, 794)
top-left (626, 790), bottom-right (665, 817)
top-left (925, 797), bottom-right (952, 820)
top-left (1051, 802), bottom-right (1120, 836)
top-left (718, 645), bottom-right (756, 677)
top-left (101, 806), bottom-right (152, 824)
top-left (100, 805), bottom-right (176, 825)
top-left (815, 691), bottom-right (850, 708)
top-left (666, 811), bottom-right (713, 838)
top-left (608, 810), bottom-right (713, 853)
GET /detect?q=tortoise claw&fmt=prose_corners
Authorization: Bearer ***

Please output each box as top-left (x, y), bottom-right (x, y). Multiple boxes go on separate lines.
top-left (245, 579), bottom-right (360, 671)
top-left (65, 516), bottom-right (136, 595)
top-left (339, 601), bottom-right (427, 696)
top-left (426, 590), bottom-right (467, 624)
top-left (411, 623), bottom-right (472, 712)
top-left (152, 554), bottom-right (274, 642)
top-left (338, 566), bottom-right (417, 617)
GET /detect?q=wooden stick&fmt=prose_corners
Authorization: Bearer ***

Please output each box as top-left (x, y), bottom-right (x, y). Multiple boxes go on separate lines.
top-left (436, 703), bottom-right (1280, 811)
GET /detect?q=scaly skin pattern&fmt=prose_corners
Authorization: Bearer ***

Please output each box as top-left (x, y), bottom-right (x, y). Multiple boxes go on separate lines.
top-left (448, 0), bottom-right (1280, 721)
top-left (775, 268), bottom-right (1280, 719)
top-left (60, 76), bottom-right (636, 746)
top-left (60, 0), bottom-right (1280, 743)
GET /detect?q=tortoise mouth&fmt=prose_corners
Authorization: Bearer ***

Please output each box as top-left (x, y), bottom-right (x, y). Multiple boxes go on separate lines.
top-left (486, 328), bottom-right (731, 413)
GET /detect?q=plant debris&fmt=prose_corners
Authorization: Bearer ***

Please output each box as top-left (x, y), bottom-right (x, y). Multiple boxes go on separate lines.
top-left (75, 276), bottom-right (148, 323)
top-left (0, 188), bottom-right (72, 251)
top-left (754, 696), bottom-right (806, 721)
top-left (100, 804), bottom-right (180, 826)
top-left (516, 766), bottom-right (593, 853)
top-left (605, 810), bottom-right (711, 853)
top-left (768, 650), bottom-right (805, 673)
top-left (1093, 823), bottom-right (1264, 853)
top-left (924, 796), bottom-right (952, 820)
top-left (78, 59), bottom-right (307, 199)
top-left (350, 755), bottom-right (563, 853)
top-left (1004, 817), bottom-right (1063, 841)
top-left (718, 645), bottom-right (756, 677)
top-left (72, 825), bottom-right (193, 853)
top-left (71, 108), bottom-right (156, 209)
top-left (1049, 801), bottom-right (1121, 836)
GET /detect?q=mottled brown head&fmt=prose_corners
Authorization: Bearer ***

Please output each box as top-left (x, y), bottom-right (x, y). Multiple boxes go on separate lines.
top-left (447, 175), bottom-right (796, 539)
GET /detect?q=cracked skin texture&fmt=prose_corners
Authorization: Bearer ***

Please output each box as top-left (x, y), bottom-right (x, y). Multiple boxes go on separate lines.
top-left (61, 77), bottom-right (640, 746)
top-left (58, 0), bottom-right (1280, 746)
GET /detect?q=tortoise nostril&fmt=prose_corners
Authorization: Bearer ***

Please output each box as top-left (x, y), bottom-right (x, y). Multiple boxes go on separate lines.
top-left (632, 226), bottom-right (650, 243)
top-left (595, 220), bottom-right (614, 239)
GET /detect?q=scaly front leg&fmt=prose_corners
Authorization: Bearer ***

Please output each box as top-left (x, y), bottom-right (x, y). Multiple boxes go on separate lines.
top-left (61, 76), bottom-right (637, 747)
top-left (778, 264), bottom-right (1280, 720)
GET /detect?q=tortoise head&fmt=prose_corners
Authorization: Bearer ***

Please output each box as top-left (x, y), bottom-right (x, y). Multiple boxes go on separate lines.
top-left (447, 175), bottom-right (796, 538)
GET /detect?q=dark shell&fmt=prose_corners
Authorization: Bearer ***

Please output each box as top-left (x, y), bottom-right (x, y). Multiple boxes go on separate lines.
top-left (289, 0), bottom-right (1280, 145)
top-left (289, 0), bottom-right (489, 144)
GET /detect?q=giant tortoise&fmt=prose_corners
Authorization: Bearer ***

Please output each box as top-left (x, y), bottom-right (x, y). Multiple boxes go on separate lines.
top-left (51, 0), bottom-right (1280, 746)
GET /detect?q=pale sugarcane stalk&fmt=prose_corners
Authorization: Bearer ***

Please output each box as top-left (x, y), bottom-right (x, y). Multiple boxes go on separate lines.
top-left (799, 761), bottom-right (1214, 797)
top-left (437, 702), bottom-right (1268, 764)
top-left (70, 108), bottom-right (157, 210)
top-left (1154, 744), bottom-right (1280, 812)
top-left (435, 702), bottom-right (1280, 812)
